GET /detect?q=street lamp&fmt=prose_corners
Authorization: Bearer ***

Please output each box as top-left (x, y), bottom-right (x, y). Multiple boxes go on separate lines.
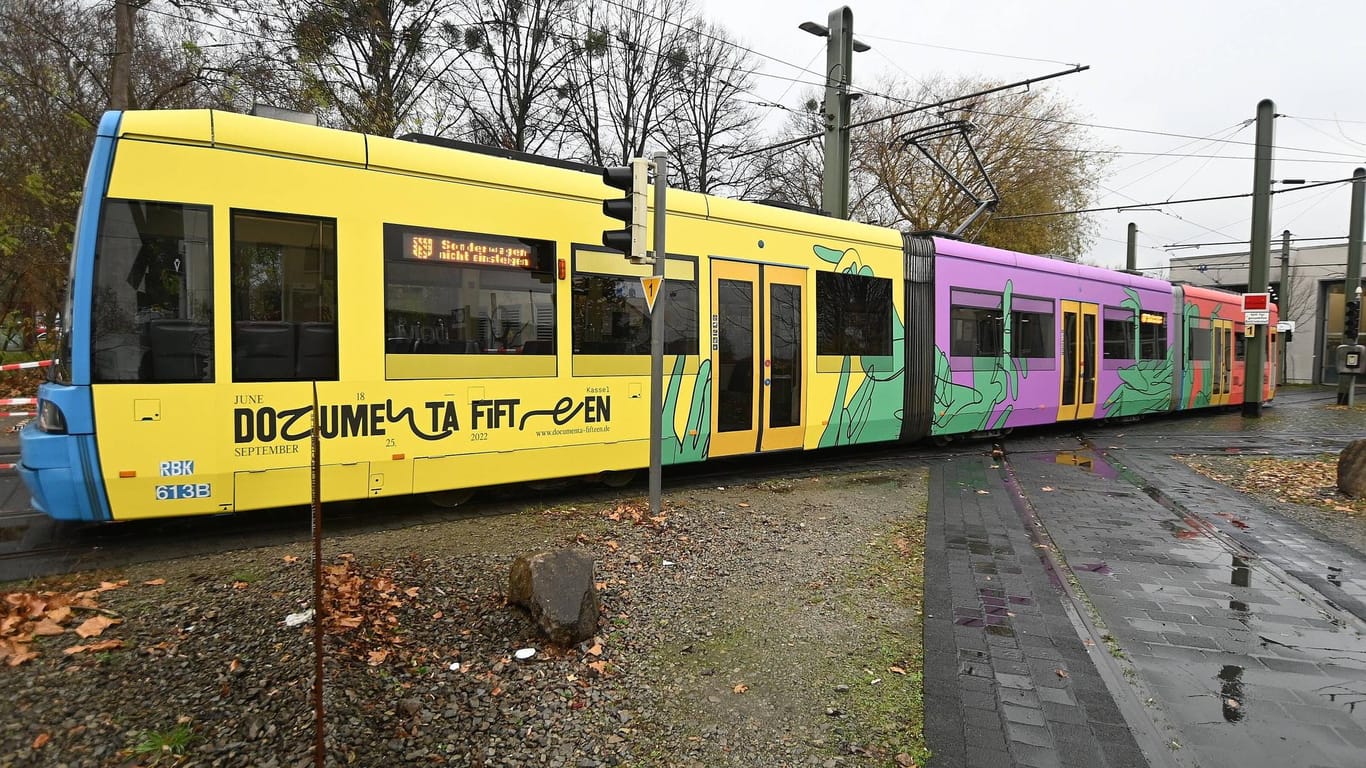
top-left (798, 20), bottom-right (871, 51)
top-left (799, 6), bottom-right (869, 219)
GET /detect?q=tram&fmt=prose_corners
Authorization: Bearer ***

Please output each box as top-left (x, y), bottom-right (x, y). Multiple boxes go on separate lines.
top-left (19, 110), bottom-right (1276, 521)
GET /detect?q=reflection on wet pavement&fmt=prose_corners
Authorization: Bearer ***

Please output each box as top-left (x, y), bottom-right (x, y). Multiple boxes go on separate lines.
top-left (1010, 436), bottom-right (1366, 768)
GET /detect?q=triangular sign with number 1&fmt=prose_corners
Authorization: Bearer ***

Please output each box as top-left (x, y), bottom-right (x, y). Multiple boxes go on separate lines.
top-left (641, 276), bottom-right (663, 314)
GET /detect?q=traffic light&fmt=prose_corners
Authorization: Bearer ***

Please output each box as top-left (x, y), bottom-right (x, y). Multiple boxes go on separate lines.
top-left (602, 158), bottom-right (650, 264)
top-left (1346, 299), bottom-right (1361, 340)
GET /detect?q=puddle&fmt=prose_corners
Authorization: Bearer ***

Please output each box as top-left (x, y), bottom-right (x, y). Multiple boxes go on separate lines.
top-left (1214, 512), bottom-right (1251, 530)
top-left (1045, 451), bottom-right (1119, 479)
top-left (1159, 519), bottom-right (1202, 540)
top-left (1218, 665), bottom-right (1247, 723)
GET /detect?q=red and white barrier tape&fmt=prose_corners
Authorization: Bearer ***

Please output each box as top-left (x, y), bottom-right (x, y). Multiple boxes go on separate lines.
top-left (0, 397), bottom-right (36, 406)
top-left (3, 412), bottom-right (34, 418)
top-left (0, 359), bottom-right (53, 372)
top-left (0, 463), bottom-right (15, 471)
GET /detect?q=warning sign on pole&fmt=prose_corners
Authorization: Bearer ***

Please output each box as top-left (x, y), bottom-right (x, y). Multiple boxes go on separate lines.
top-left (1242, 292), bottom-right (1270, 325)
top-left (641, 276), bottom-right (663, 314)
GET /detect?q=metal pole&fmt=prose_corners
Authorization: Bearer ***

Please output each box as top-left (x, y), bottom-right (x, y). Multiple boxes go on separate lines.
top-left (1126, 222), bottom-right (1137, 273)
top-left (821, 7), bottom-right (854, 219)
top-left (1278, 229), bottom-right (1291, 385)
top-left (309, 382), bottom-right (325, 767)
top-left (1342, 168), bottom-right (1366, 405)
top-left (1243, 99), bottom-right (1275, 417)
top-left (649, 154), bottom-right (667, 516)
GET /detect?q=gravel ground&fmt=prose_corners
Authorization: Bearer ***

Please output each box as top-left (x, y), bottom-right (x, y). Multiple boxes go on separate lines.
top-left (0, 467), bottom-right (929, 768)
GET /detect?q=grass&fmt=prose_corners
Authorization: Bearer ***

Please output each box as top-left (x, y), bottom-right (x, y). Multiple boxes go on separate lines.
top-left (825, 486), bottom-right (930, 766)
top-left (129, 723), bottom-right (194, 763)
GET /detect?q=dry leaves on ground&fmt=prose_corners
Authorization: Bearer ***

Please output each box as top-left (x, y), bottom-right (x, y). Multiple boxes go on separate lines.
top-left (1180, 455), bottom-right (1366, 515)
top-left (0, 580), bottom-right (133, 666)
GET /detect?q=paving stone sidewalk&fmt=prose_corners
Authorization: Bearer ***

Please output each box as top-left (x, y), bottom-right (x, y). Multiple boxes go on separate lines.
top-left (924, 404), bottom-right (1366, 768)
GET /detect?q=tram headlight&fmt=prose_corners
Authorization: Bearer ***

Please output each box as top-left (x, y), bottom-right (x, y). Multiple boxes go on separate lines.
top-left (37, 399), bottom-right (67, 434)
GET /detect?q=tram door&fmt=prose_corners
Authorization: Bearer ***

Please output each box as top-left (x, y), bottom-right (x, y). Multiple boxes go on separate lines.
top-left (1212, 318), bottom-right (1234, 406)
top-left (1058, 301), bottom-right (1099, 421)
top-left (709, 260), bottom-right (806, 457)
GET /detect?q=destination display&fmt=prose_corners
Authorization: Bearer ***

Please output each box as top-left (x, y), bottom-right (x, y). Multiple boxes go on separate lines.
top-left (402, 230), bottom-right (533, 269)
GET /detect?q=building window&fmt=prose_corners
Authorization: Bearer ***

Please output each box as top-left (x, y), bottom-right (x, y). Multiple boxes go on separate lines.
top-left (572, 273), bottom-right (698, 354)
top-left (383, 224), bottom-right (555, 355)
top-left (92, 200), bottom-right (213, 383)
top-left (230, 211), bottom-right (338, 381)
top-left (816, 271), bottom-right (892, 356)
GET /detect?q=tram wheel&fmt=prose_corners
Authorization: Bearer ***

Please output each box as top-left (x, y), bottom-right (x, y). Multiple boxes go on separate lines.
top-left (427, 488), bottom-right (476, 508)
top-left (599, 469), bottom-right (638, 488)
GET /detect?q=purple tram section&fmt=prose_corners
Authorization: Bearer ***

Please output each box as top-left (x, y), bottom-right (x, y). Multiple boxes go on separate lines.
top-left (929, 238), bottom-right (1177, 436)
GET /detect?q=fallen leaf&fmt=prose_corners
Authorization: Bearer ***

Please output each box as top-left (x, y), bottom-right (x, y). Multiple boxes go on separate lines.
top-left (30, 620), bottom-right (64, 637)
top-left (976, 489), bottom-right (990, 495)
top-left (229, 658), bottom-right (242, 673)
top-left (430, 611), bottom-right (443, 620)
top-left (1056, 668), bottom-right (1070, 678)
top-left (587, 641), bottom-right (603, 657)
top-left (605, 540), bottom-right (620, 552)
top-left (732, 683), bottom-right (749, 694)
top-left (142, 578), bottom-right (166, 586)
top-left (587, 660), bottom-right (608, 675)
top-left (44, 606), bottom-right (71, 625)
top-left (63, 639), bottom-right (124, 655)
top-left (889, 665), bottom-right (906, 675)
top-left (738, 502), bottom-right (750, 508)
top-left (283, 555), bottom-right (300, 564)
top-left (231, 581), bottom-right (249, 590)
top-left (74, 616), bottom-right (120, 639)
top-left (367, 649), bottom-right (389, 665)
top-left (32, 733), bottom-right (50, 750)
top-left (1041, 486), bottom-right (1055, 492)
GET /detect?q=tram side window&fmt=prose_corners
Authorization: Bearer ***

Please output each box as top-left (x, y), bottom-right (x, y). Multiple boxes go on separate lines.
top-left (1234, 325), bottom-right (1246, 360)
top-left (1102, 307), bottom-right (1136, 360)
top-left (816, 272), bottom-right (891, 356)
top-left (383, 224), bottom-right (555, 355)
top-left (1011, 297), bottom-right (1054, 359)
top-left (230, 211), bottom-right (338, 382)
top-left (948, 289), bottom-right (1002, 358)
top-left (1140, 313), bottom-right (1168, 360)
top-left (92, 200), bottom-right (213, 383)
top-left (1189, 320), bottom-right (1212, 360)
top-left (572, 274), bottom-right (699, 354)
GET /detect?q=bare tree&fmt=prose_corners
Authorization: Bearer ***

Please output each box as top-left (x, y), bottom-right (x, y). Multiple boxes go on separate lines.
top-left (561, 0), bottom-right (692, 166)
top-left (657, 19), bottom-right (768, 196)
top-left (205, 0), bottom-right (461, 137)
top-left (0, 0), bottom-right (230, 340)
top-left (439, 0), bottom-right (578, 153)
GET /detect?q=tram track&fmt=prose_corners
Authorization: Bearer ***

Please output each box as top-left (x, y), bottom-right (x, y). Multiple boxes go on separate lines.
top-left (1, 399), bottom-right (1361, 582)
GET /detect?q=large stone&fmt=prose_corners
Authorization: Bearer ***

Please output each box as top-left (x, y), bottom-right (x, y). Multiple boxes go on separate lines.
top-left (1338, 438), bottom-right (1366, 498)
top-left (507, 549), bottom-right (599, 645)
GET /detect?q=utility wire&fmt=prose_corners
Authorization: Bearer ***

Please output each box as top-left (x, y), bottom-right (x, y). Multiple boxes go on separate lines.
top-left (856, 32), bottom-right (1080, 67)
top-left (997, 175), bottom-right (1357, 220)
top-left (1164, 235), bottom-right (1347, 249)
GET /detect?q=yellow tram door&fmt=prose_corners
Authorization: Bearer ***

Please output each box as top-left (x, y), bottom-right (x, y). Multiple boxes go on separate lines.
top-left (1212, 318), bottom-right (1233, 406)
top-left (709, 260), bottom-right (807, 457)
top-left (1058, 301), bottom-right (1099, 421)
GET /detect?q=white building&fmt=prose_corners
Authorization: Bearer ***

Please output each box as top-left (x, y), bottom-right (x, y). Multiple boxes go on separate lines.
top-left (1168, 242), bottom-right (1358, 385)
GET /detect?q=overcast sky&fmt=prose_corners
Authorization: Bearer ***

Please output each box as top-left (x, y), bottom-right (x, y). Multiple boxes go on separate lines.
top-left (693, 0), bottom-right (1366, 273)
